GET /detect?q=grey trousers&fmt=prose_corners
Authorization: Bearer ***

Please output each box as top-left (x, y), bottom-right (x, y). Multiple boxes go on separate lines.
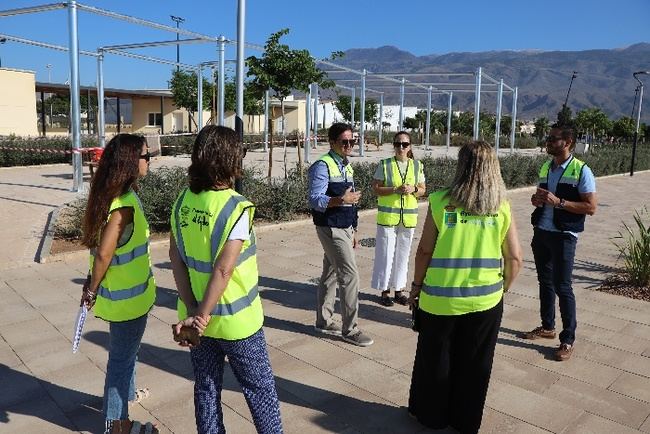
top-left (314, 225), bottom-right (360, 336)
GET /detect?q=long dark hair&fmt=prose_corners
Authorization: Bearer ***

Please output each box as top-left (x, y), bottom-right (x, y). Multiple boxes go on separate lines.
top-left (188, 125), bottom-right (243, 193)
top-left (394, 130), bottom-right (414, 159)
top-left (82, 134), bottom-right (145, 248)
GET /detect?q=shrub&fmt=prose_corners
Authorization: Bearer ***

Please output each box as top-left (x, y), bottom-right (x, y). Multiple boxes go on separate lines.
top-left (0, 135), bottom-right (99, 167)
top-left (613, 207), bottom-right (650, 287)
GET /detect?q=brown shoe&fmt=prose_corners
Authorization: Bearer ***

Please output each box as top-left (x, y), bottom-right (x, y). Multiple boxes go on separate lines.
top-left (521, 326), bottom-right (556, 340)
top-left (555, 343), bottom-right (574, 361)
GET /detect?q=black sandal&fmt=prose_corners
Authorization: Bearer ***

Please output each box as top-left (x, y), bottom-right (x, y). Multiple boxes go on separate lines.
top-left (394, 291), bottom-right (409, 306)
top-left (380, 291), bottom-right (394, 307)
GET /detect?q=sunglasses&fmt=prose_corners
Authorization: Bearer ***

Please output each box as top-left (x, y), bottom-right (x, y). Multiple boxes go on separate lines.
top-left (139, 152), bottom-right (151, 162)
top-left (339, 139), bottom-right (357, 147)
top-left (545, 135), bottom-right (563, 143)
top-left (393, 141), bottom-right (411, 149)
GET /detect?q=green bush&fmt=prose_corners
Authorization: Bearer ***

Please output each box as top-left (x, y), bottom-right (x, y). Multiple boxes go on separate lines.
top-left (0, 135), bottom-right (99, 167)
top-left (613, 207), bottom-right (650, 287)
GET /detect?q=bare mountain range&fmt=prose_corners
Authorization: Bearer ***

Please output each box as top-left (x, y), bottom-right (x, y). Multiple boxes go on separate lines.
top-left (329, 43), bottom-right (650, 122)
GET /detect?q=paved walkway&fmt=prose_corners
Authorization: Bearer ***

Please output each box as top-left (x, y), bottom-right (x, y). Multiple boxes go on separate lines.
top-left (0, 160), bottom-right (649, 433)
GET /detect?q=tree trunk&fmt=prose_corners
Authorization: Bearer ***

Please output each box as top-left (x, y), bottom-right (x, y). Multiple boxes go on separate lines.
top-left (297, 132), bottom-right (304, 176)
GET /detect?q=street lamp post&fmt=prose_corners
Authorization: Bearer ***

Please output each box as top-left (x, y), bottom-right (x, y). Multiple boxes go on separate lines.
top-left (0, 37), bottom-right (6, 68)
top-left (630, 71), bottom-right (649, 176)
top-left (46, 63), bottom-right (52, 82)
top-left (170, 15), bottom-right (184, 72)
top-left (563, 71), bottom-right (578, 108)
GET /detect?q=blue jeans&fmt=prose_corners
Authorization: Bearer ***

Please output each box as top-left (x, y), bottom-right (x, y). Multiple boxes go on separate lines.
top-left (190, 328), bottom-right (282, 434)
top-left (531, 228), bottom-right (577, 345)
top-left (103, 314), bottom-right (148, 422)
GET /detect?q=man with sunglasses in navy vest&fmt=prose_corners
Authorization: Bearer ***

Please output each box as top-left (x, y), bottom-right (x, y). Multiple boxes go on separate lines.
top-left (307, 123), bottom-right (373, 347)
top-left (522, 124), bottom-right (597, 361)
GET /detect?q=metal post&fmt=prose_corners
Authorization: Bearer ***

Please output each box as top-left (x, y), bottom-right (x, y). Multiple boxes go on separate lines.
top-left (305, 84), bottom-right (312, 163)
top-left (446, 92), bottom-right (453, 151)
top-left (218, 35), bottom-right (225, 126)
top-left (86, 88), bottom-right (91, 134)
top-left (235, 0), bottom-right (245, 193)
top-left (510, 87), bottom-right (518, 153)
top-left (495, 78), bottom-right (504, 152)
top-left (350, 87), bottom-right (355, 126)
top-left (116, 97), bottom-right (121, 133)
top-left (425, 86), bottom-right (432, 150)
top-left (40, 91), bottom-right (46, 136)
top-left (96, 51), bottom-right (105, 148)
top-left (197, 64), bottom-right (203, 129)
top-left (473, 67), bottom-right (482, 140)
top-left (631, 71), bottom-right (648, 176)
top-left (170, 15), bottom-right (184, 72)
top-left (160, 96), bottom-right (164, 134)
top-left (359, 69), bottom-right (366, 157)
top-left (399, 77), bottom-right (405, 129)
top-left (67, 0), bottom-right (83, 192)
top-left (379, 93), bottom-right (384, 145)
top-left (263, 89), bottom-right (269, 152)
top-left (313, 83), bottom-right (319, 145)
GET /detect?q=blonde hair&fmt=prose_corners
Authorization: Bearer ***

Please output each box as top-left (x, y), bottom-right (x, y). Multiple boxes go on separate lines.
top-left (447, 141), bottom-right (506, 215)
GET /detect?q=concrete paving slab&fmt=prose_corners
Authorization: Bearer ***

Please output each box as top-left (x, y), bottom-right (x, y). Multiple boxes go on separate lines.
top-left (562, 412), bottom-right (645, 434)
top-left (609, 372), bottom-right (650, 403)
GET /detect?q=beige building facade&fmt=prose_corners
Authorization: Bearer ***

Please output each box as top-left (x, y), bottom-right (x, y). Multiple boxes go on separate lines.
top-left (0, 68), bottom-right (38, 136)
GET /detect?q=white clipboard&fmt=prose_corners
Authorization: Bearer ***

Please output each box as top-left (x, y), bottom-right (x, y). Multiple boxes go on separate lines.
top-left (72, 305), bottom-right (88, 354)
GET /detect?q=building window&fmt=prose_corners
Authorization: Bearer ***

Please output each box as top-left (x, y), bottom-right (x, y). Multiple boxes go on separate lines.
top-left (148, 112), bottom-right (162, 126)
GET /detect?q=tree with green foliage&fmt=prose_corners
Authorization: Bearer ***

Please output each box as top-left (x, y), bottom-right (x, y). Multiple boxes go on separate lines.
top-left (453, 112), bottom-right (474, 136)
top-left (556, 105), bottom-right (574, 128)
top-left (612, 117), bottom-right (636, 141)
top-left (246, 28), bottom-right (340, 176)
top-left (575, 108), bottom-right (611, 141)
top-left (169, 69), bottom-right (213, 130)
top-left (534, 117), bottom-right (550, 142)
top-left (333, 95), bottom-right (378, 126)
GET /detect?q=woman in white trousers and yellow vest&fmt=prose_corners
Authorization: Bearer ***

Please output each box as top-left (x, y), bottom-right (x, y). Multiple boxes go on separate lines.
top-left (80, 134), bottom-right (158, 434)
top-left (371, 131), bottom-right (426, 306)
top-left (169, 126), bottom-right (282, 434)
top-left (407, 142), bottom-right (522, 434)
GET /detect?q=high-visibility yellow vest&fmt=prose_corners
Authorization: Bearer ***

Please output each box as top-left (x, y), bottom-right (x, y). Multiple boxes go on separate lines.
top-left (171, 188), bottom-right (263, 340)
top-left (92, 190), bottom-right (156, 322)
top-left (310, 152), bottom-right (357, 228)
top-left (419, 190), bottom-right (510, 316)
top-left (376, 158), bottom-right (422, 228)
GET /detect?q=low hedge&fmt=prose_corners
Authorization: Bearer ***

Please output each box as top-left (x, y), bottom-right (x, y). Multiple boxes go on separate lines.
top-left (54, 142), bottom-right (650, 240)
top-left (0, 136), bottom-right (99, 167)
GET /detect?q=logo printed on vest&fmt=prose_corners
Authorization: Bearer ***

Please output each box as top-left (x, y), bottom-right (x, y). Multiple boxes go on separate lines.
top-left (179, 205), bottom-right (190, 228)
top-left (444, 211), bottom-right (457, 228)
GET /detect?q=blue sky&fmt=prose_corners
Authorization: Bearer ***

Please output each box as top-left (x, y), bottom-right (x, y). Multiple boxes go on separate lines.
top-left (1, 0), bottom-right (649, 89)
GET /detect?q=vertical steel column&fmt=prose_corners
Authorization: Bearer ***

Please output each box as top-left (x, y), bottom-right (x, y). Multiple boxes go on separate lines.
top-left (473, 67), bottom-right (482, 140)
top-left (399, 77), bottom-right (405, 129)
top-left (40, 91), bottom-right (46, 136)
top-left (218, 35), bottom-right (226, 126)
top-left (350, 87), bottom-right (355, 126)
top-left (510, 86), bottom-right (518, 153)
top-left (631, 80), bottom-right (644, 176)
top-left (305, 84), bottom-right (312, 163)
top-left (67, 0), bottom-right (83, 192)
top-left (446, 92), bottom-right (453, 151)
top-left (425, 86), bottom-right (432, 150)
top-left (359, 69), bottom-right (366, 157)
top-left (116, 97), bottom-right (121, 132)
top-left (263, 89), bottom-right (269, 152)
top-left (379, 93), bottom-right (384, 145)
top-left (197, 64), bottom-right (203, 129)
top-left (313, 83), bottom-right (319, 144)
top-left (495, 78), bottom-right (504, 152)
top-left (235, 0), bottom-right (245, 193)
top-left (159, 96), bottom-right (164, 134)
top-left (96, 50), bottom-right (105, 148)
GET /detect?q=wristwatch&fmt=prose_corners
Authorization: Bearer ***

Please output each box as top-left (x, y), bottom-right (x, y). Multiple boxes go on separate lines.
top-left (414, 186), bottom-right (419, 194)
top-left (557, 198), bottom-right (566, 209)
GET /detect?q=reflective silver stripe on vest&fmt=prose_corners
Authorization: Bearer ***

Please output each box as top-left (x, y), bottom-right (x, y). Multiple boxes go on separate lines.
top-left (97, 271), bottom-right (153, 301)
top-left (111, 241), bottom-right (149, 266)
top-left (236, 235), bottom-right (257, 266)
top-left (422, 280), bottom-right (503, 298)
top-left (402, 208), bottom-right (418, 214)
top-left (330, 176), bottom-right (345, 182)
top-left (378, 205), bottom-right (401, 214)
top-left (414, 160), bottom-right (420, 184)
top-left (174, 189), bottom-right (190, 266)
top-left (210, 195), bottom-right (249, 261)
top-left (384, 159), bottom-right (394, 187)
top-left (429, 258), bottom-right (502, 269)
top-left (211, 284), bottom-right (259, 316)
top-left (558, 176), bottom-right (578, 185)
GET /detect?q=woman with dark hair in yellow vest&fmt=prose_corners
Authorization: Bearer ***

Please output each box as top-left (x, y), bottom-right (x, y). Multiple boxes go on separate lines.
top-left (371, 131), bottom-right (426, 307)
top-left (80, 134), bottom-right (158, 434)
top-left (169, 125), bottom-right (282, 434)
top-left (407, 141), bottom-right (522, 434)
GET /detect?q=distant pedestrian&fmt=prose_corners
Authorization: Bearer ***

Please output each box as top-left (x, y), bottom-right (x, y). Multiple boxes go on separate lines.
top-left (80, 133), bottom-right (158, 434)
top-left (307, 122), bottom-right (373, 347)
top-left (169, 125), bottom-right (282, 434)
top-left (522, 124), bottom-right (597, 361)
top-left (408, 141), bottom-right (522, 433)
top-left (370, 131), bottom-right (426, 307)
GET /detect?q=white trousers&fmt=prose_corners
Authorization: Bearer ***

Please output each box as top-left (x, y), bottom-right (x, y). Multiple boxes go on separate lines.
top-left (371, 224), bottom-right (415, 292)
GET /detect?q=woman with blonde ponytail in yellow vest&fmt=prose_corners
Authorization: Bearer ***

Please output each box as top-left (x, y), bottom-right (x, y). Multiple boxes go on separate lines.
top-left (80, 134), bottom-right (158, 434)
top-left (407, 141), bottom-right (522, 434)
top-left (371, 131), bottom-right (426, 307)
